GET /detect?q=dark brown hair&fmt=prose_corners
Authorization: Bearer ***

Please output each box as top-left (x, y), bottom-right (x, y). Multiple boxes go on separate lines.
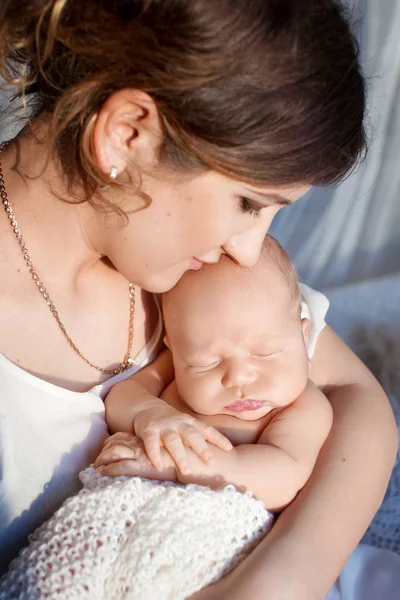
top-left (0, 0), bottom-right (367, 204)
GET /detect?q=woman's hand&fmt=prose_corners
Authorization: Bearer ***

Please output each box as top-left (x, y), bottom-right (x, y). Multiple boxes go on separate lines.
top-left (133, 401), bottom-right (232, 474)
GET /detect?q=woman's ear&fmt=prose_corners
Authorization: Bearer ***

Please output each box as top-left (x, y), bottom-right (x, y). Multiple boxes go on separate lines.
top-left (163, 334), bottom-right (171, 350)
top-left (92, 89), bottom-right (163, 178)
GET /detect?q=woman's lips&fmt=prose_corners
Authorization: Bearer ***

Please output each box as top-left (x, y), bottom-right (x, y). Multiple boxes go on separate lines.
top-left (224, 400), bottom-right (265, 413)
top-left (190, 257), bottom-right (204, 270)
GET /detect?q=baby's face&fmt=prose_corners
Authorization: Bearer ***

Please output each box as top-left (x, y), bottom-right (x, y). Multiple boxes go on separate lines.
top-left (164, 259), bottom-right (309, 421)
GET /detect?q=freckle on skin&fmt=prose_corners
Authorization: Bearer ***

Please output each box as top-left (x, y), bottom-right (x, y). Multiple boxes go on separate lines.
top-left (342, 458), bottom-right (346, 462)
top-left (166, 212), bottom-right (171, 217)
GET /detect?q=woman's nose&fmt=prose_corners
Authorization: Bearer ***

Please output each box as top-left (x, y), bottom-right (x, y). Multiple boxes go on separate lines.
top-left (196, 248), bottom-right (222, 264)
top-left (222, 358), bottom-right (257, 389)
top-left (224, 211), bottom-right (275, 267)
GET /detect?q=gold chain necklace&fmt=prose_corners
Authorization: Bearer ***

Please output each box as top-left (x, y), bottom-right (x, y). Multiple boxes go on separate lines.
top-left (0, 141), bottom-right (135, 376)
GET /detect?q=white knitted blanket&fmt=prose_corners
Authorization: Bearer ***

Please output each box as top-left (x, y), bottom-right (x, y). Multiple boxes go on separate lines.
top-left (0, 468), bottom-right (274, 600)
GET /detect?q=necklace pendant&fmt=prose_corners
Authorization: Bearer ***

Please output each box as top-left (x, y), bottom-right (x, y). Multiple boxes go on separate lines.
top-left (123, 355), bottom-right (134, 367)
top-left (116, 356), bottom-right (134, 375)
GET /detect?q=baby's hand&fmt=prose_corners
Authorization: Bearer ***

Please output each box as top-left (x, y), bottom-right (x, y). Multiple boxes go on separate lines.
top-left (133, 400), bottom-right (232, 475)
top-left (94, 432), bottom-right (176, 480)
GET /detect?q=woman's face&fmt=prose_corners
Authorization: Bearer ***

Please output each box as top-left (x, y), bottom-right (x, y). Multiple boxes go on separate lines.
top-left (88, 91), bottom-right (310, 292)
top-left (95, 169), bottom-right (309, 292)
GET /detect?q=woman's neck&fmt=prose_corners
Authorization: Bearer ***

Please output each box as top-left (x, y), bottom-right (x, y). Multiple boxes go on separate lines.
top-left (0, 130), bottom-right (159, 391)
top-left (1, 133), bottom-right (106, 295)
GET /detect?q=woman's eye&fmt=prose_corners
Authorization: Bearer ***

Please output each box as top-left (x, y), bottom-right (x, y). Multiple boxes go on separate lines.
top-left (239, 197), bottom-right (262, 218)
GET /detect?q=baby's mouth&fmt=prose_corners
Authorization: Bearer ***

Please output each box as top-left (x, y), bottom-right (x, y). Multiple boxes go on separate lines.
top-left (224, 399), bottom-right (265, 413)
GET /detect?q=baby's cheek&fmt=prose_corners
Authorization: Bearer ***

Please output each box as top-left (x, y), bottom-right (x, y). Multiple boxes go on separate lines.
top-left (189, 376), bottom-right (222, 415)
top-left (177, 373), bottom-right (209, 411)
top-left (287, 363), bottom-right (309, 398)
top-left (192, 379), bottom-right (216, 412)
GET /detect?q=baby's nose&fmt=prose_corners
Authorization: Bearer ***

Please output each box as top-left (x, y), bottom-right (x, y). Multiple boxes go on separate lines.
top-left (221, 358), bottom-right (257, 389)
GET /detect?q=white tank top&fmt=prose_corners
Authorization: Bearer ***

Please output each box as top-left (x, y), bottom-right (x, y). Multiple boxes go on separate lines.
top-left (0, 284), bottom-right (328, 571)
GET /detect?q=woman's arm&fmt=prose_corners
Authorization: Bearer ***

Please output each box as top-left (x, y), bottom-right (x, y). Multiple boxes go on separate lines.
top-left (193, 326), bottom-right (398, 600)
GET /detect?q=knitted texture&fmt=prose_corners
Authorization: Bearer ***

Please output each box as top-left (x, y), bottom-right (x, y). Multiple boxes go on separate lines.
top-left (0, 469), bottom-right (274, 600)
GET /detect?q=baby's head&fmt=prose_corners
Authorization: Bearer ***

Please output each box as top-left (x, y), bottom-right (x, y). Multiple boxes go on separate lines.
top-left (162, 236), bottom-right (309, 420)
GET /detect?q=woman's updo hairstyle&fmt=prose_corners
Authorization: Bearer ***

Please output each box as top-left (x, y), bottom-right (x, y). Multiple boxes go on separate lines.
top-left (0, 0), bottom-right (366, 202)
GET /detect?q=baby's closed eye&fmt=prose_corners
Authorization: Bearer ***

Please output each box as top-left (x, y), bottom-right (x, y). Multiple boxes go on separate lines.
top-left (188, 359), bottom-right (221, 373)
top-left (251, 350), bottom-right (283, 359)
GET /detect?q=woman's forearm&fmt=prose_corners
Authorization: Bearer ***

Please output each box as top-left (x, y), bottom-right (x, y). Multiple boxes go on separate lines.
top-left (194, 379), bottom-right (397, 600)
top-left (271, 382), bottom-right (396, 597)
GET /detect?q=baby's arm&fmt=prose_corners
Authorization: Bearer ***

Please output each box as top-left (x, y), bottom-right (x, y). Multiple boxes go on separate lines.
top-left (177, 381), bottom-right (332, 510)
top-left (105, 349), bottom-right (232, 471)
top-left (105, 348), bottom-right (174, 433)
top-left (99, 381), bottom-right (332, 511)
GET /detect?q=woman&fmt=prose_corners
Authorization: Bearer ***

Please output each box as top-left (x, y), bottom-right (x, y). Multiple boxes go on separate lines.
top-left (0, 0), bottom-right (397, 597)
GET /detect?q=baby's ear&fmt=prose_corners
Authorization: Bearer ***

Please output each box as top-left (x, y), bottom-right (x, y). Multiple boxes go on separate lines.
top-left (301, 317), bottom-right (310, 341)
top-left (163, 334), bottom-right (171, 350)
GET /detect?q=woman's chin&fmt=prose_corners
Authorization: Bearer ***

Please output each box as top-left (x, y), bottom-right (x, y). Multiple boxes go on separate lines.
top-left (138, 268), bottom-right (187, 294)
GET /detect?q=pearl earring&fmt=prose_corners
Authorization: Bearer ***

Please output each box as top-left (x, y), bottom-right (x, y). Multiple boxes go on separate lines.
top-left (110, 166), bottom-right (118, 180)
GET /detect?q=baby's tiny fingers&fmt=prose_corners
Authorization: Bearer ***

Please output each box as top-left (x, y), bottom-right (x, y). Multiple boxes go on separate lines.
top-left (93, 443), bottom-right (138, 469)
top-left (142, 431), bottom-right (163, 470)
top-left (102, 432), bottom-right (142, 451)
top-left (161, 430), bottom-right (191, 475)
top-left (181, 425), bottom-right (215, 464)
top-left (97, 459), bottom-right (144, 478)
top-left (199, 423), bottom-right (233, 451)
top-left (101, 433), bottom-right (126, 450)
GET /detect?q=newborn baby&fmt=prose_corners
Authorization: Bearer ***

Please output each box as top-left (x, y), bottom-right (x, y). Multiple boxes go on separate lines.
top-left (101, 235), bottom-right (333, 510)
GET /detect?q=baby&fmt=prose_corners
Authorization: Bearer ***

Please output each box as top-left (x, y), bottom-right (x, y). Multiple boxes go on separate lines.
top-left (100, 236), bottom-right (333, 510)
